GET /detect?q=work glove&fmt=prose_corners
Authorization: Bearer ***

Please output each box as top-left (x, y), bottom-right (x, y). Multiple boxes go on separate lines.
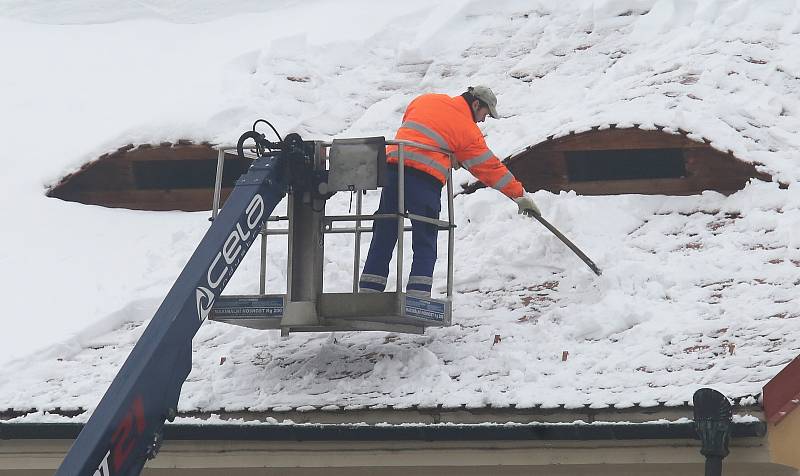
top-left (513, 193), bottom-right (540, 217)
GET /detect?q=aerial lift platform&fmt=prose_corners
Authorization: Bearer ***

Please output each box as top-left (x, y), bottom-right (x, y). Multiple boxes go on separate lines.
top-left (209, 135), bottom-right (454, 334)
top-left (56, 125), bottom-right (456, 475)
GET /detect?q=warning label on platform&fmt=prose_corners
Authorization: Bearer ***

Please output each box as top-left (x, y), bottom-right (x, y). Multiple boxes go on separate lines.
top-left (211, 296), bottom-right (284, 320)
top-left (404, 296), bottom-right (445, 322)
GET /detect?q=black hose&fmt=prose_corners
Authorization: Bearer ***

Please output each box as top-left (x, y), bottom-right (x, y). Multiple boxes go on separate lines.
top-left (253, 119), bottom-right (283, 142)
top-left (237, 131), bottom-right (266, 161)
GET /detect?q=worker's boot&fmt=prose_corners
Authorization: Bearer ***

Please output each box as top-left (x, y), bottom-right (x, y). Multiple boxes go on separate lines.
top-left (358, 273), bottom-right (387, 293)
top-left (406, 275), bottom-right (433, 297)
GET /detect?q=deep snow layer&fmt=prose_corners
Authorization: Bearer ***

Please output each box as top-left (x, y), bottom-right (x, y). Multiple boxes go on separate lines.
top-left (1, 0), bottom-right (800, 414)
top-left (3, 182), bottom-right (800, 414)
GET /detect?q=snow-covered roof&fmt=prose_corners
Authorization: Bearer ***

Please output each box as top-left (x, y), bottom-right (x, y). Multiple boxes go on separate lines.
top-left (2, 0), bottom-right (800, 421)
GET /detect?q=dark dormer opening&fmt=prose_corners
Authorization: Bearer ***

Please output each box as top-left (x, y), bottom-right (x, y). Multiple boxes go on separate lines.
top-left (565, 148), bottom-right (686, 182)
top-left (132, 159), bottom-right (249, 190)
top-left (471, 126), bottom-right (772, 196)
top-left (47, 142), bottom-right (246, 212)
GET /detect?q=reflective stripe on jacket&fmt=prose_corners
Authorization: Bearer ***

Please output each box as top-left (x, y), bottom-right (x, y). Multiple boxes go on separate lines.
top-left (386, 93), bottom-right (524, 199)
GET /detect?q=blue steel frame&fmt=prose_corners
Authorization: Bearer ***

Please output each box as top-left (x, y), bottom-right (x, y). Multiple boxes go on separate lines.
top-left (56, 154), bottom-right (288, 476)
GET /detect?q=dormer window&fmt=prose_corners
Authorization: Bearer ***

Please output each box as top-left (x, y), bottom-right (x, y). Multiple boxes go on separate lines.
top-left (565, 148), bottom-right (686, 182)
top-left (47, 142), bottom-right (246, 211)
top-left (503, 126), bottom-right (771, 195)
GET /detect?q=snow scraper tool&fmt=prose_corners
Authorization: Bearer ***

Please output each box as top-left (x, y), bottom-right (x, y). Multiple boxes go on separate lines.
top-left (526, 211), bottom-right (602, 276)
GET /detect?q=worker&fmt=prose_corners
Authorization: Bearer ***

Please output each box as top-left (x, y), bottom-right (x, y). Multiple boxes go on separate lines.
top-left (359, 86), bottom-right (540, 297)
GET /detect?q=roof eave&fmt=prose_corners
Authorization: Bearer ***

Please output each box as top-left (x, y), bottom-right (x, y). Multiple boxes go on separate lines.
top-left (0, 420), bottom-right (766, 442)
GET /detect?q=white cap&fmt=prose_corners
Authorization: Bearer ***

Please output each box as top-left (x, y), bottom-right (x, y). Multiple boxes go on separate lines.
top-left (468, 85), bottom-right (499, 118)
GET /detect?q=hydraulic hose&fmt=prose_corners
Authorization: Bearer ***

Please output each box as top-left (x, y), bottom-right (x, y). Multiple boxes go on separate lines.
top-left (237, 130), bottom-right (267, 161)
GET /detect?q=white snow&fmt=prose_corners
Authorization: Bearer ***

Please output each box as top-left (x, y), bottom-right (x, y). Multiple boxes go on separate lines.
top-left (1, 0), bottom-right (800, 417)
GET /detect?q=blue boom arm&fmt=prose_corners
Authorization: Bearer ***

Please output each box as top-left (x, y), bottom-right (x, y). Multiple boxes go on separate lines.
top-left (56, 150), bottom-right (288, 475)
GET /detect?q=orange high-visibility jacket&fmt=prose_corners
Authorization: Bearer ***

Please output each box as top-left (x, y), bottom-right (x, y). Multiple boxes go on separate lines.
top-left (386, 93), bottom-right (524, 199)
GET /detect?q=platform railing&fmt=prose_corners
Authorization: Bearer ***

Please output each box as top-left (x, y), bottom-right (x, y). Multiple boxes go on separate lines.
top-left (210, 138), bottom-right (456, 301)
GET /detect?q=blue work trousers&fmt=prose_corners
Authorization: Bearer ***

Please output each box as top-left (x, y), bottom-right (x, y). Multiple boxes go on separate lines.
top-left (360, 166), bottom-right (442, 296)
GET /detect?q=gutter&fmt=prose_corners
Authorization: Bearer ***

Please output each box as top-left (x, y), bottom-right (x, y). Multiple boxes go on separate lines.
top-left (0, 421), bottom-right (766, 442)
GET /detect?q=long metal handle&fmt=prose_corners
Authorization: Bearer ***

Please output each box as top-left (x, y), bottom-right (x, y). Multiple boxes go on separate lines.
top-left (529, 213), bottom-right (602, 276)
